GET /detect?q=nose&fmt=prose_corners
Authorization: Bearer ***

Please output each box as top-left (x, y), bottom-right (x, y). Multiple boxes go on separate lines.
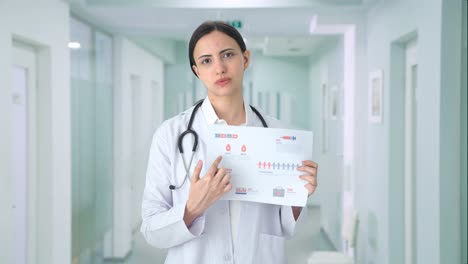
top-left (215, 59), bottom-right (226, 75)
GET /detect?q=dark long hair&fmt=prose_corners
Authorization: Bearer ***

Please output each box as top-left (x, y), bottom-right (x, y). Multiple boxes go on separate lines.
top-left (188, 20), bottom-right (246, 77)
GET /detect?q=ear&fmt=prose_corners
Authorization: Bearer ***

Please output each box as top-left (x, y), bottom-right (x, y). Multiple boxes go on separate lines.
top-left (192, 65), bottom-right (199, 77)
top-left (243, 50), bottom-right (250, 70)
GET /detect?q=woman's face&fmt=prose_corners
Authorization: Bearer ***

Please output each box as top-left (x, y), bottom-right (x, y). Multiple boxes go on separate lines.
top-left (192, 30), bottom-right (250, 98)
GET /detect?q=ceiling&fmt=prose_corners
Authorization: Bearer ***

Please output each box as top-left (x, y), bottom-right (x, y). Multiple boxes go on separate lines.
top-left (69, 0), bottom-right (376, 58)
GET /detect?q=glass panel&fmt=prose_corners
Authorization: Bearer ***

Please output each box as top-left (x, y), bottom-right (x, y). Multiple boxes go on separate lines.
top-left (94, 30), bottom-right (114, 246)
top-left (70, 16), bottom-right (114, 262)
top-left (71, 17), bottom-right (94, 261)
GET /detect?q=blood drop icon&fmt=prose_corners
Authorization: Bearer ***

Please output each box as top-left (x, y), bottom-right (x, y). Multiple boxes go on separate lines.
top-left (241, 145), bottom-right (247, 152)
top-left (226, 144), bottom-right (231, 152)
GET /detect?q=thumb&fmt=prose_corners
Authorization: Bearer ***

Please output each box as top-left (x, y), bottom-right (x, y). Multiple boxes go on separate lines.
top-left (192, 160), bottom-right (203, 182)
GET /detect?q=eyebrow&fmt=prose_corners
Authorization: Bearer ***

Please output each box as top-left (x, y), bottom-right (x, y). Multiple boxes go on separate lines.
top-left (197, 48), bottom-right (236, 60)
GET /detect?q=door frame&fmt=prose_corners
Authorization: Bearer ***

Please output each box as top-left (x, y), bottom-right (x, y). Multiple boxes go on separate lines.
top-left (389, 31), bottom-right (418, 264)
top-left (404, 39), bottom-right (417, 264)
top-left (12, 40), bottom-right (38, 264)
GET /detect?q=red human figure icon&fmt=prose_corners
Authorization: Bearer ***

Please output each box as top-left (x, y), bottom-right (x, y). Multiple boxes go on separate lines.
top-left (263, 161), bottom-right (266, 169)
top-left (258, 161), bottom-right (262, 168)
top-left (268, 162), bottom-right (271, 169)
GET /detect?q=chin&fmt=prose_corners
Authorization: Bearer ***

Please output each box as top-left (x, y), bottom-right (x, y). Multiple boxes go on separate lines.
top-left (210, 87), bottom-right (239, 97)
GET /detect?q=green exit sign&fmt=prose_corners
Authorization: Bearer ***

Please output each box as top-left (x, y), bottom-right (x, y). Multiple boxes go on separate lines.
top-left (226, 20), bottom-right (243, 29)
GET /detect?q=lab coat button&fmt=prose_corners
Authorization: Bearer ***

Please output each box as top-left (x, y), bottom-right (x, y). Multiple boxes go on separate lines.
top-left (224, 253), bottom-right (232, 261)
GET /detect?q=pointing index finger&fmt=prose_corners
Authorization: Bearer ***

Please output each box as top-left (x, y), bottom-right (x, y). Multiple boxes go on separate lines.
top-left (207, 156), bottom-right (223, 177)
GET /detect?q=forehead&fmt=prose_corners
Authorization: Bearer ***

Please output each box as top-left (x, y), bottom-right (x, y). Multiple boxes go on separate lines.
top-left (193, 30), bottom-right (240, 55)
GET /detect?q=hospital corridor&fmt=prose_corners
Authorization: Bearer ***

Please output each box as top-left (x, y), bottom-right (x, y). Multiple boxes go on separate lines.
top-left (0, 0), bottom-right (466, 264)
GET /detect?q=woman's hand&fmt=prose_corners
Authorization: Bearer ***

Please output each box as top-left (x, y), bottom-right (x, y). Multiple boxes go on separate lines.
top-left (184, 156), bottom-right (231, 227)
top-left (292, 160), bottom-right (318, 220)
top-left (297, 160), bottom-right (318, 197)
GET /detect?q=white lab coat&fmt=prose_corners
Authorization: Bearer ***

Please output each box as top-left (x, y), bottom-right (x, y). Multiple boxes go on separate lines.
top-left (141, 99), bottom-right (307, 264)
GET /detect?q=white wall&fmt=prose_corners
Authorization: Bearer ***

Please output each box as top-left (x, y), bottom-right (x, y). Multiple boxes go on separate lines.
top-left (439, 1), bottom-right (464, 263)
top-left (250, 52), bottom-right (310, 129)
top-left (130, 37), bottom-right (178, 64)
top-left (308, 38), bottom-right (345, 248)
top-left (164, 42), bottom-right (195, 118)
top-left (111, 36), bottom-right (164, 258)
top-left (0, 1), bottom-right (71, 264)
top-left (163, 41), bottom-right (210, 119)
top-left (365, 0), bottom-right (463, 263)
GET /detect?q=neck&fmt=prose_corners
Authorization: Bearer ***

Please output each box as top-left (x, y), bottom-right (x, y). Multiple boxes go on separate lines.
top-left (208, 94), bottom-right (245, 125)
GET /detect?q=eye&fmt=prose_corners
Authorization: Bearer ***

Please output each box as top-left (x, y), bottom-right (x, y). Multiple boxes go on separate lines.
top-left (200, 58), bottom-right (211, 65)
top-left (223, 52), bottom-right (234, 58)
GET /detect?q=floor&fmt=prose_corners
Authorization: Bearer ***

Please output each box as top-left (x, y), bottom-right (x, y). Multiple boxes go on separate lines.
top-left (100, 205), bottom-right (336, 264)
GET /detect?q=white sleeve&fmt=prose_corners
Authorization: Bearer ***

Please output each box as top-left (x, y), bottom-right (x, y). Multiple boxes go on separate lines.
top-left (280, 205), bottom-right (308, 239)
top-left (140, 128), bottom-right (205, 249)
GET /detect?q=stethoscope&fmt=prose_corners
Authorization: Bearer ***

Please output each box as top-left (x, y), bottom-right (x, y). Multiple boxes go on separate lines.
top-left (169, 99), bottom-right (268, 190)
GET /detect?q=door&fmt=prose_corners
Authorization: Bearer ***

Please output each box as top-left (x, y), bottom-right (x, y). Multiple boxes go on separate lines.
top-left (131, 74), bottom-right (143, 231)
top-left (11, 41), bottom-right (38, 264)
top-left (151, 80), bottom-right (160, 131)
top-left (404, 39), bottom-right (417, 264)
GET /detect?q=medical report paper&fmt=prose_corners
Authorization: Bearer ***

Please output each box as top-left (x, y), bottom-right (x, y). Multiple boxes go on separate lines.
top-left (206, 125), bottom-right (313, 207)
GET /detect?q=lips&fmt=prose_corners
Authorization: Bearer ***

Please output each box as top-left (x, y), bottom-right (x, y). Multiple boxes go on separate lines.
top-left (215, 77), bottom-right (231, 86)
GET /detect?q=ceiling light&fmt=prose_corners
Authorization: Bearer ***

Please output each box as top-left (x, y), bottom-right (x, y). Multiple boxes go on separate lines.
top-left (68, 42), bottom-right (81, 49)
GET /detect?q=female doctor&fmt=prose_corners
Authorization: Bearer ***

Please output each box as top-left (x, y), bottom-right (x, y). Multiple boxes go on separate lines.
top-left (140, 20), bottom-right (318, 264)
